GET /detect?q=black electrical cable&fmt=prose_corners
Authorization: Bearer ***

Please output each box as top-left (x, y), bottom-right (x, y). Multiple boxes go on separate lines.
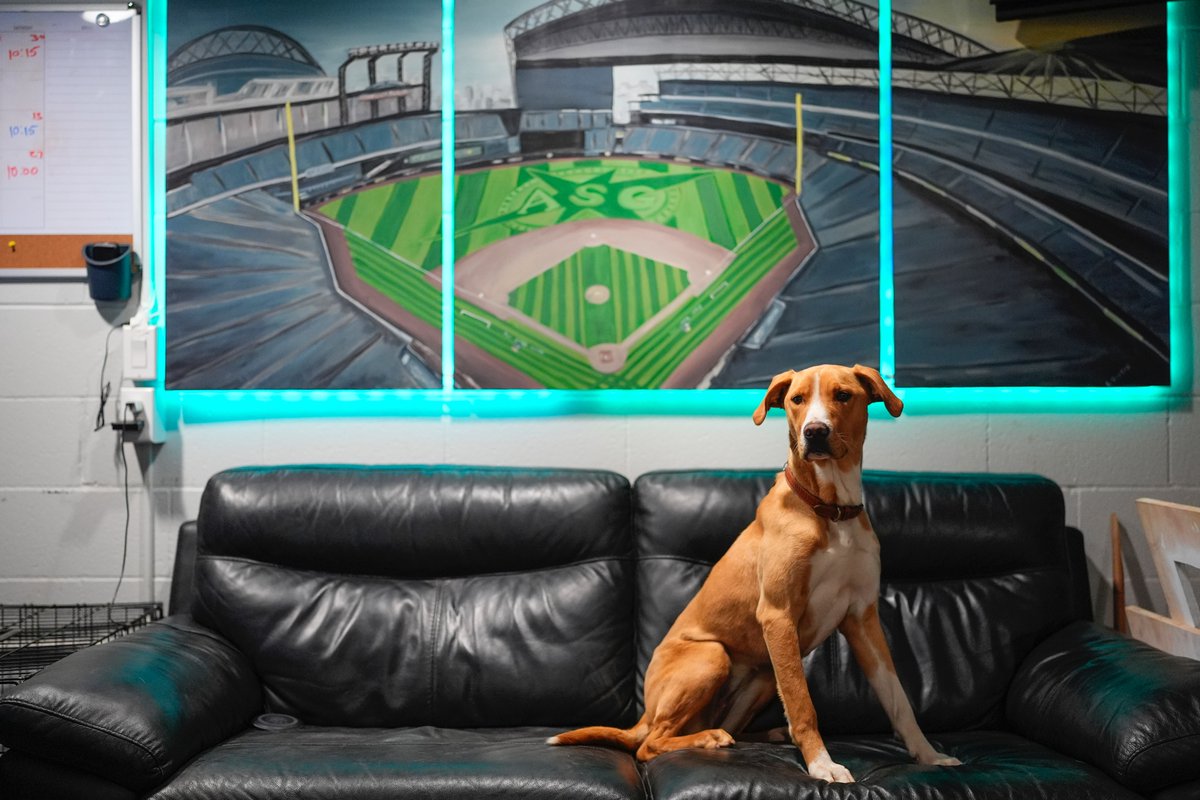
top-left (108, 403), bottom-right (133, 618)
top-left (95, 326), bottom-right (119, 432)
top-left (98, 324), bottom-right (131, 617)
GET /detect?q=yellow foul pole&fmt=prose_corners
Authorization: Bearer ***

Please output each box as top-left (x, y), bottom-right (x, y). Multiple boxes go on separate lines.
top-left (285, 101), bottom-right (300, 212)
top-left (794, 93), bottom-right (803, 197)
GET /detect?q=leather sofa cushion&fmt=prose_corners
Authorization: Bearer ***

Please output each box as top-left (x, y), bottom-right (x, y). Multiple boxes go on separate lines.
top-left (0, 617), bottom-right (261, 792)
top-left (169, 521), bottom-right (197, 616)
top-left (145, 726), bottom-right (644, 800)
top-left (193, 466), bottom-right (637, 728)
top-left (642, 731), bottom-right (1142, 800)
top-left (635, 470), bottom-right (1080, 580)
top-left (634, 470), bottom-right (1090, 733)
top-left (1008, 620), bottom-right (1200, 793)
top-left (197, 466), bottom-right (631, 577)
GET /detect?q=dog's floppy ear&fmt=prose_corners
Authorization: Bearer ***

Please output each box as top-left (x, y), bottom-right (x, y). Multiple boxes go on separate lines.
top-left (853, 364), bottom-right (903, 418)
top-left (753, 370), bottom-right (795, 426)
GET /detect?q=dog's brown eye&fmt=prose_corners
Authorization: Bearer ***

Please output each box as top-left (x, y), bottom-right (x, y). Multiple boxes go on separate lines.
top-left (835, 390), bottom-right (852, 403)
top-left (791, 394), bottom-right (804, 404)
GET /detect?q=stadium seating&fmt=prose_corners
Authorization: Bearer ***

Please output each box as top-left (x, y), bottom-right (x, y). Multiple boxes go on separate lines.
top-left (166, 190), bottom-right (438, 390)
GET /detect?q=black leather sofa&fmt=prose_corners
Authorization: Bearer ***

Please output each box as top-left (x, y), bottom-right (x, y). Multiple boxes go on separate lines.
top-left (2, 465), bottom-right (1198, 799)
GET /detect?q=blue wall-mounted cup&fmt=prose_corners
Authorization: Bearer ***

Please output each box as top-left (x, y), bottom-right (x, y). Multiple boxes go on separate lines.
top-left (83, 243), bottom-right (133, 302)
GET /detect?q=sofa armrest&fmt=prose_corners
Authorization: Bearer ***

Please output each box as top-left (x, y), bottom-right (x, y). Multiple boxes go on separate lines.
top-left (0, 615), bottom-right (261, 792)
top-left (1007, 619), bottom-right (1200, 794)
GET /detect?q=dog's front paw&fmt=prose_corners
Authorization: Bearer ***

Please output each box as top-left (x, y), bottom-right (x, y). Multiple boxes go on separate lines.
top-left (920, 751), bottom-right (962, 767)
top-left (699, 729), bottom-right (735, 749)
top-left (807, 753), bottom-right (855, 783)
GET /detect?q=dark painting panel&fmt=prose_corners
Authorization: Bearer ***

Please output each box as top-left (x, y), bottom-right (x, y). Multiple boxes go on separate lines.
top-left (164, 0), bottom-right (443, 390)
top-left (448, 0), bottom-right (884, 389)
top-left (890, 1), bottom-right (1168, 387)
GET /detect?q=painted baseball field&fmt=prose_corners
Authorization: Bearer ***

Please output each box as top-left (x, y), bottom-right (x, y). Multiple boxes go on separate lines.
top-left (316, 158), bottom-right (813, 389)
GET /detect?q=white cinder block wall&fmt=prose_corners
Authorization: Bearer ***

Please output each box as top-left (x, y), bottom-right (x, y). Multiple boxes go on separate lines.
top-left (0, 11), bottom-right (1197, 628)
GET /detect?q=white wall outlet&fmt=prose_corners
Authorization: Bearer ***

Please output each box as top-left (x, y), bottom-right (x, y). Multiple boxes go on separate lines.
top-left (122, 323), bottom-right (158, 382)
top-left (116, 386), bottom-right (166, 444)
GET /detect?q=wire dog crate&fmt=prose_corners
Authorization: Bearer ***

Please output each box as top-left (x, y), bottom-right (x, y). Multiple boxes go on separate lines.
top-left (0, 603), bottom-right (163, 697)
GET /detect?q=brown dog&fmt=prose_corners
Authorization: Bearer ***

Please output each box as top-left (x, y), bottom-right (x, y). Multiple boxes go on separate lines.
top-left (550, 364), bottom-right (961, 782)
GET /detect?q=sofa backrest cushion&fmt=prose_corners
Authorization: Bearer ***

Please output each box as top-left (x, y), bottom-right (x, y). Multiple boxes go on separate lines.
top-left (634, 469), bottom-right (1091, 734)
top-left (194, 465), bottom-right (636, 728)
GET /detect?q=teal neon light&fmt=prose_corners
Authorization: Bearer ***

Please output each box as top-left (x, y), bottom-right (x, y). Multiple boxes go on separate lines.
top-left (151, 0), bottom-right (1190, 420)
top-left (1166, 0), bottom-right (1193, 398)
top-left (149, 0), bottom-right (166, 362)
top-left (877, 0), bottom-right (1190, 415)
top-left (170, 388), bottom-right (762, 422)
top-left (892, 4), bottom-right (1190, 419)
top-left (878, 0), bottom-right (894, 384)
top-left (440, 0), bottom-right (456, 392)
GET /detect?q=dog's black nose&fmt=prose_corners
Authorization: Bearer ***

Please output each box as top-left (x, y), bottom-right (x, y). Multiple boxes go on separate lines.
top-left (803, 422), bottom-right (830, 441)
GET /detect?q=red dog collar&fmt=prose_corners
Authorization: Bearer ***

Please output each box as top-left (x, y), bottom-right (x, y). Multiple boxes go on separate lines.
top-left (783, 464), bottom-right (864, 522)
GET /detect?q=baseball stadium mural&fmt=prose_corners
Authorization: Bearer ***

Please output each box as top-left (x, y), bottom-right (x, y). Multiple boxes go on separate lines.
top-left (163, 0), bottom-right (1171, 393)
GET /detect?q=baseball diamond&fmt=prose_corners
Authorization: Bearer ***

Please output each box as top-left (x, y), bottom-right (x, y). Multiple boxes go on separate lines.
top-left (508, 245), bottom-right (691, 350)
top-left (315, 157), bottom-right (815, 388)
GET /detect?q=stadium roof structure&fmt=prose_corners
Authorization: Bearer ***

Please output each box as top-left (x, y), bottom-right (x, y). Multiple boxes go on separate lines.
top-left (503, 0), bottom-right (1160, 115)
top-left (504, 0), bottom-right (993, 65)
top-left (168, 25), bottom-right (326, 95)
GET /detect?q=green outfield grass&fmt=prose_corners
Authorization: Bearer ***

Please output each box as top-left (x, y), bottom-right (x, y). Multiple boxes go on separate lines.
top-left (320, 176), bottom-right (444, 270)
top-left (318, 159), bottom-right (796, 389)
top-left (453, 159), bottom-right (785, 255)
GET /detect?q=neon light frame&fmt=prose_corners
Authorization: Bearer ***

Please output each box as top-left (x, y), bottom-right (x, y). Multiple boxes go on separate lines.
top-left (150, 0), bottom-right (1192, 421)
top-left (879, 0), bottom-right (1192, 414)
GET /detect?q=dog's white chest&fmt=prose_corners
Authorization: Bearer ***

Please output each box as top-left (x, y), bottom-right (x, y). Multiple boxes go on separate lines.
top-left (798, 520), bottom-right (880, 652)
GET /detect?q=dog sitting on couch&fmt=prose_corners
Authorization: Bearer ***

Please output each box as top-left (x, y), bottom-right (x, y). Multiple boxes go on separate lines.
top-left (550, 364), bottom-right (961, 783)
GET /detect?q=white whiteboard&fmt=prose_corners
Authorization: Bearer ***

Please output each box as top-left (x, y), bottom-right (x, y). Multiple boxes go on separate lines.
top-left (0, 6), bottom-right (140, 275)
